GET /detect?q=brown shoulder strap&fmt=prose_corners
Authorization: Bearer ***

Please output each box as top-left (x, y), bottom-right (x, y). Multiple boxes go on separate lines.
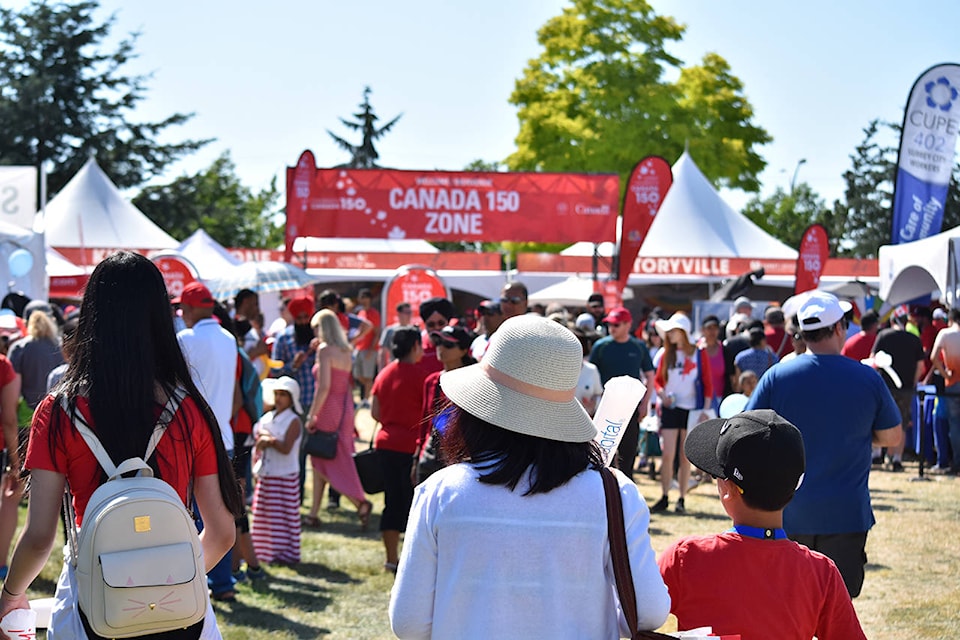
top-left (601, 467), bottom-right (674, 640)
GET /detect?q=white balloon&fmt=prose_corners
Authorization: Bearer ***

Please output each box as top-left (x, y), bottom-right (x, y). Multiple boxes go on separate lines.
top-left (719, 393), bottom-right (749, 419)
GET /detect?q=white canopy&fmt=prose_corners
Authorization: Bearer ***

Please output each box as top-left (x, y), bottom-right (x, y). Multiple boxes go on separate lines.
top-left (176, 229), bottom-right (241, 280)
top-left (528, 276), bottom-right (633, 307)
top-left (879, 225), bottom-right (960, 306)
top-left (43, 157), bottom-right (178, 249)
top-left (46, 246), bottom-right (85, 277)
top-left (641, 152), bottom-right (798, 259)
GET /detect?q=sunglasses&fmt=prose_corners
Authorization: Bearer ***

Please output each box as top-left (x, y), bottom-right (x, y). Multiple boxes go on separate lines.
top-left (588, 303), bottom-right (603, 310)
top-left (500, 296), bottom-right (525, 305)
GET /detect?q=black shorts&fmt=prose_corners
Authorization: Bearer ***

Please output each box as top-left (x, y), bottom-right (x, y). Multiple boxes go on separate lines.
top-left (660, 407), bottom-right (690, 430)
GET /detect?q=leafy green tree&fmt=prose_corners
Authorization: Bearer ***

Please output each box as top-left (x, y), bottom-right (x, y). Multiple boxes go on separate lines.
top-left (832, 119), bottom-right (960, 258)
top-left (133, 153), bottom-right (282, 249)
top-left (742, 183), bottom-right (842, 254)
top-left (0, 0), bottom-right (209, 197)
top-left (507, 0), bottom-right (770, 193)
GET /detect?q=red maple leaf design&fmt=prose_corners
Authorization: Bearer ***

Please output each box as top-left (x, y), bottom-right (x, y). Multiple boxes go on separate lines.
top-left (681, 358), bottom-right (696, 376)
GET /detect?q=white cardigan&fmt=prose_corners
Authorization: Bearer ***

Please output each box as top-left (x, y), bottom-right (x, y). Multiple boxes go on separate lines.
top-left (389, 463), bottom-right (670, 639)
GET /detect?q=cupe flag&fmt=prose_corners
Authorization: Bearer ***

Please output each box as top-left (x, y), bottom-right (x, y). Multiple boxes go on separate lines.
top-left (891, 63), bottom-right (960, 245)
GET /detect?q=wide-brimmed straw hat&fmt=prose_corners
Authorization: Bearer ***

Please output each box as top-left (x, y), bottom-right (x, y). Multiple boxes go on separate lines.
top-left (440, 315), bottom-right (597, 443)
top-left (654, 312), bottom-right (693, 343)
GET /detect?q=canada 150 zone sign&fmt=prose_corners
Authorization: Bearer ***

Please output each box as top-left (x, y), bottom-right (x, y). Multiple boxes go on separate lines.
top-left (285, 150), bottom-right (619, 247)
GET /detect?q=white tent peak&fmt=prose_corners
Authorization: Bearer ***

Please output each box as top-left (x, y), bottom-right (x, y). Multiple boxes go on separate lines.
top-left (44, 156), bottom-right (178, 249)
top-left (176, 229), bottom-right (241, 279)
top-left (640, 151), bottom-right (798, 259)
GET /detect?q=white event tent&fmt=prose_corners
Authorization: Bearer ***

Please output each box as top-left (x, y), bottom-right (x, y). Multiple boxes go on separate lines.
top-left (176, 229), bottom-right (241, 280)
top-left (43, 157), bottom-right (178, 251)
top-left (879, 224), bottom-right (960, 307)
top-left (640, 151), bottom-right (798, 261)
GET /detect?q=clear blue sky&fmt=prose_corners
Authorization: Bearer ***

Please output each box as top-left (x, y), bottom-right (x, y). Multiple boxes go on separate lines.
top-left (14, 0), bottom-right (960, 212)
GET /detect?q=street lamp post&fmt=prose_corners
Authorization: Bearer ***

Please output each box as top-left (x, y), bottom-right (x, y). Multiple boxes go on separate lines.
top-left (790, 158), bottom-right (807, 194)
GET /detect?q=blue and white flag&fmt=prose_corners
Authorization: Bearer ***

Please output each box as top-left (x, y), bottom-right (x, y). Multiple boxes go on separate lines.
top-left (891, 63), bottom-right (960, 244)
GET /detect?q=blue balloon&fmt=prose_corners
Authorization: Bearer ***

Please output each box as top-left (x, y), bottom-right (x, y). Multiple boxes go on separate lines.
top-left (8, 249), bottom-right (33, 278)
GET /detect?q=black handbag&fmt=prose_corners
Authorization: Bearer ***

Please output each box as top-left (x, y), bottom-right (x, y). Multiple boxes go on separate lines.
top-left (354, 423), bottom-right (385, 494)
top-left (304, 429), bottom-right (338, 459)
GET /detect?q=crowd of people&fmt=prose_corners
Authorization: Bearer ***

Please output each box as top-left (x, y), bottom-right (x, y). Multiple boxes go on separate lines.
top-left (0, 257), bottom-right (953, 638)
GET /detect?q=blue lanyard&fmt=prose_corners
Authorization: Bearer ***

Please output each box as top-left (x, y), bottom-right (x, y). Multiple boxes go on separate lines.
top-left (728, 524), bottom-right (787, 540)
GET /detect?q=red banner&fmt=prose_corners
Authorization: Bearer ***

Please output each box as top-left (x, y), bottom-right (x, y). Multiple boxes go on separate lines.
top-left (794, 224), bottom-right (830, 294)
top-left (151, 253), bottom-right (198, 300)
top-left (285, 150), bottom-right (619, 259)
top-left (618, 157), bottom-right (672, 288)
top-left (517, 253), bottom-right (876, 279)
top-left (49, 275), bottom-right (88, 299)
top-left (382, 265), bottom-right (449, 327)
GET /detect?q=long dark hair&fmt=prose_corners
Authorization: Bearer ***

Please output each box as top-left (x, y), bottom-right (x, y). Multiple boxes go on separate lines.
top-left (442, 407), bottom-right (604, 495)
top-left (52, 252), bottom-right (243, 517)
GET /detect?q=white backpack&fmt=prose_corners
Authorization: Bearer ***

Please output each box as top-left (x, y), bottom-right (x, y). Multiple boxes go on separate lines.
top-left (62, 388), bottom-right (208, 638)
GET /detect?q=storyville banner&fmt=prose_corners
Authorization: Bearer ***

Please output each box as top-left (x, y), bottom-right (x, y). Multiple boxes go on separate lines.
top-left (891, 63), bottom-right (960, 244)
top-left (285, 150), bottom-right (619, 259)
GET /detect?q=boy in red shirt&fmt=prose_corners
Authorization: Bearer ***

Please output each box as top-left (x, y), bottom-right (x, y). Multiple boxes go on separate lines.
top-left (658, 410), bottom-right (865, 640)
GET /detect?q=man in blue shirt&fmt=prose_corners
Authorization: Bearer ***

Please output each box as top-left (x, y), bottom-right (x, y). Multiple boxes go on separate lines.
top-left (746, 291), bottom-right (901, 598)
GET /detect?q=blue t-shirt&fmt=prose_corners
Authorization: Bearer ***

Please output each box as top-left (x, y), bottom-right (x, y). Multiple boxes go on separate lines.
top-left (745, 353), bottom-right (900, 535)
top-left (588, 336), bottom-right (654, 385)
top-left (734, 347), bottom-right (776, 378)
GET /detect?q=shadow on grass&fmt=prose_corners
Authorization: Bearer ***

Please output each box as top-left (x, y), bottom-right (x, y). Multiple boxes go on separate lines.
top-left (217, 594), bottom-right (333, 638)
top-left (865, 561), bottom-right (890, 572)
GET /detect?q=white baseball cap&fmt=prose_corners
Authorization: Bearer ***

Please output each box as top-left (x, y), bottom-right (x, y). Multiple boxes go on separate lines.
top-left (796, 291), bottom-right (852, 331)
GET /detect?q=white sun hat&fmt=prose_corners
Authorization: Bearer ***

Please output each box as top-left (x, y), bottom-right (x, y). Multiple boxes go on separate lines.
top-left (654, 312), bottom-right (693, 343)
top-left (439, 315), bottom-right (597, 443)
top-left (262, 376), bottom-right (303, 415)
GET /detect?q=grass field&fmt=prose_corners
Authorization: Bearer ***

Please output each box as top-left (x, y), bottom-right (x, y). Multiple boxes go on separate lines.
top-left (20, 410), bottom-right (960, 639)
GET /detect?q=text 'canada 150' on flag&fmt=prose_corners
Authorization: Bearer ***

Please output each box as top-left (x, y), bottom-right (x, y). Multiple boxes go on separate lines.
top-left (617, 156), bottom-right (672, 289)
top-left (891, 63), bottom-right (960, 245)
top-left (284, 150), bottom-right (620, 260)
top-left (794, 223), bottom-right (829, 295)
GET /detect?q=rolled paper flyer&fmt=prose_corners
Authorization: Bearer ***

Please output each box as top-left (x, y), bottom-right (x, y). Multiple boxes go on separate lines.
top-left (592, 375), bottom-right (645, 467)
top-left (0, 607), bottom-right (37, 640)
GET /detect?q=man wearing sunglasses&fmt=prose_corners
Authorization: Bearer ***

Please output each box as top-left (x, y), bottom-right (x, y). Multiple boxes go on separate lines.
top-left (499, 282), bottom-right (528, 319)
top-left (417, 297), bottom-right (458, 376)
top-left (470, 300), bottom-right (504, 361)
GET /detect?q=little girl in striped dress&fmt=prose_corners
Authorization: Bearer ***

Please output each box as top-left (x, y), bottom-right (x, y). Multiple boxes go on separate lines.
top-left (250, 376), bottom-right (303, 565)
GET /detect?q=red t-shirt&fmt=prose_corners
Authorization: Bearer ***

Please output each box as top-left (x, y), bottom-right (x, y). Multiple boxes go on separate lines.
top-left (355, 307), bottom-right (381, 352)
top-left (0, 355), bottom-right (16, 451)
top-left (765, 327), bottom-right (791, 360)
top-left (26, 394), bottom-right (220, 526)
top-left (371, 360), bottom-right (429, 454)
top-left (841, 332), bottom-right (876, 362)
top-left (658, 532), bottom-right (865, 640)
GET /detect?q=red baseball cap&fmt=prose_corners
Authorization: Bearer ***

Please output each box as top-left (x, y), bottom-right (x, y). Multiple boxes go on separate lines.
top-left (172, 281), bottom-right (215, 308)
top-left (602, 307), bottom-right (632, 325)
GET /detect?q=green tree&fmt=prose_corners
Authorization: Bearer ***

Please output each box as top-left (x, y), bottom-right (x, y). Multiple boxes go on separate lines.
top-left (0, 1), bottom-right (209, 197)
top-left (508, 0), bottom-right (770, 193)
top-left (133, 152), bottom-right (282, 249)
top-left (327, 87), bottom-right (401, 169)
top-left (742, 183), bottom-right (843, 255)
top-left (832, 119), bottom-right (960, 258)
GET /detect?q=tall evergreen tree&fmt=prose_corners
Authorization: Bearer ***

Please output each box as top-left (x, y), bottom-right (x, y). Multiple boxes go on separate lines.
top-left (327, 87), bottom-right (401, 168)
top-left (0, 1), bottom-right (209, 197)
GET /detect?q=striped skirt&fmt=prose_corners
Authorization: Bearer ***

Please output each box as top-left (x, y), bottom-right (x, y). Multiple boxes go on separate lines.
top-left (250, 472), bottom-right (301, 564)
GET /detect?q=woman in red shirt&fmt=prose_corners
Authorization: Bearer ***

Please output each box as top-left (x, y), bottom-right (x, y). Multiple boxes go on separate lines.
top-left (0, 252), bottom-right (243, 639)
top-left (371, 326), bottom-right (427, 573)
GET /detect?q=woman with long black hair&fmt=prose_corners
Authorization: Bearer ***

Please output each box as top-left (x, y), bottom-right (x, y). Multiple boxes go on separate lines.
top-left (0, 251), bottom-right (243, 639)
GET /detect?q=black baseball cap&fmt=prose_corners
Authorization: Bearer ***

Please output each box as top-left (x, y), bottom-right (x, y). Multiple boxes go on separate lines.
top-left (429, 325), bottom-right (473, 350)
top-left (685, 410), bottom-right (805, 511)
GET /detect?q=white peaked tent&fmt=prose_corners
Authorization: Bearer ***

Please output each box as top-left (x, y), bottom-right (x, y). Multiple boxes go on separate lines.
top-left (879, 224), bottom-right (960, 306)
top-left (641, 152), bottom-right (798, 259)
top-left (176, 229), bottom-right (241, 280)
top-left (44, 157), bottom-right (178, 249)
